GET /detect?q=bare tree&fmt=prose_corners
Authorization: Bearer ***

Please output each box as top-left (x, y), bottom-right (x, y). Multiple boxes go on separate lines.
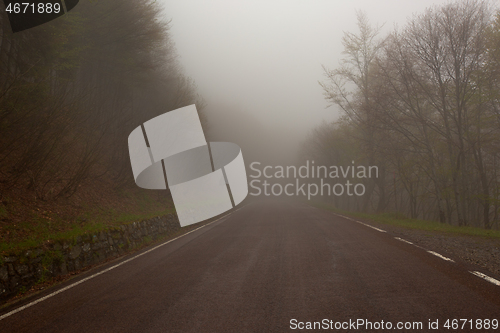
top-left (320, 11), bottom-right (387, 212)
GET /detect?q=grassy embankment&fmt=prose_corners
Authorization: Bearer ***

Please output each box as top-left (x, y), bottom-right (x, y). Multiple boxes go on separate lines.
top-left (311, 201), bottom-right (500, 239)
top-left (0, 187), bottom-right (176, 256)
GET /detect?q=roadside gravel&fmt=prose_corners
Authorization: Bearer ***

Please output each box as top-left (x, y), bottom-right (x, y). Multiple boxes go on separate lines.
top-left (373, 223), bottom-right (500, 277)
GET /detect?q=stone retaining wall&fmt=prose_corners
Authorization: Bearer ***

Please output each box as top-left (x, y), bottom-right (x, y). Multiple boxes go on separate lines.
top-left (0, 214), bottom-right (180, 302)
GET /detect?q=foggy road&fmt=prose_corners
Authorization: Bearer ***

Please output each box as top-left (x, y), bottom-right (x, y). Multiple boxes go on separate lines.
top-left (1, 200), bottom-right (500, 332)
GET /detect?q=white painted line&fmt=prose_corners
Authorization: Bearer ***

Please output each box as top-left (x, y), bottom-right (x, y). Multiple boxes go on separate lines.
top-left (333, 213), bottom-right (387, 233)
top-left (427, 250), bottom-right (454, 262)
top-left (356, 221), bottom-right (387, 233)
top-left (0, 210), bottom-right (238, 321)
top-left (394, 237), bottom-right (413, 245)
top-left (470, 271), bottom-right (500, 286)
top-left (336, 214), bottom-right (356, 222)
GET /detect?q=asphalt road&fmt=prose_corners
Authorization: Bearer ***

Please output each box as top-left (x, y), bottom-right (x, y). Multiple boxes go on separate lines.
top-left (1, 200), bottom-right (500, 332)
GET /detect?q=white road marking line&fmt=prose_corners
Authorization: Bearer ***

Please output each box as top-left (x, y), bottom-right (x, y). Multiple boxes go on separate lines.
top-left (0, 210), bottom-right (237, 321)
top-left (394, 237), bottom-right (413, 245)
top-left (326, 210), bottom-right (457, 262)
top-left (356, 221), bottom-right (387, 233)
top-left (313, 205), bottom-right (500, 288)
top-left (331, 212), bottom-right (458, 263)
top-left (470, 271), bottom-right (500, 286)
top-left (427, 250), bottom-right (454, 262)
top-left (336, 214), bottom-right (356, 222)
top-left (333, 211), bottom-right (454, 262)
top-left (327, 213), bottom-right (387, 233)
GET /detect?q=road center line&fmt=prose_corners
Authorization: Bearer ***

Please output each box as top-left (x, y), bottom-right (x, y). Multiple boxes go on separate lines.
top-left (0, 209), bottom-right (240, 321)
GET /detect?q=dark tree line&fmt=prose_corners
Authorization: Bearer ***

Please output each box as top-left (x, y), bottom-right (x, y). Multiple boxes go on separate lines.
top-left (0, 0), bottom-right (202, 199)
top-left (307, 0), bottom-right (500, 229)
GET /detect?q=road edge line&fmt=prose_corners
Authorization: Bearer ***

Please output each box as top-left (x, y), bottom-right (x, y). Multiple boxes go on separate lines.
top-left (314, 205), bottom-right (500, 288)
top-left (333, 213), bottom-right (387, 233)
top-left (426, 250), bottom-right (455, 262)
top-left (0, 208), bottom-right (242, 321)
top-left (470, 271), bottom-right (500, 286)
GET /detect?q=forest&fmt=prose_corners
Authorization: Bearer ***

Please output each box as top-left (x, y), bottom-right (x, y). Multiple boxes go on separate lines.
top-left (0, 0), bottom-right (202, 201)
top-left (2, 0), bottom-right (500, 232)
top-left (304, 0), bottom-right (500, 229)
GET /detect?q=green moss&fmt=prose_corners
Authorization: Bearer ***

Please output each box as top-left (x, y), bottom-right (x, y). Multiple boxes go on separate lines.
top-left (36, 276), bottom-right (47, 284)
top-left (40, 250), bottom-right (63, 273)
top-left (18, 286), bottom-right (27, 295)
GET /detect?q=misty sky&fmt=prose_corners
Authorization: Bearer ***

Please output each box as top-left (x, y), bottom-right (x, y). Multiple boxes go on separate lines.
top-left (158, 0), bottom-right (453, 159)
